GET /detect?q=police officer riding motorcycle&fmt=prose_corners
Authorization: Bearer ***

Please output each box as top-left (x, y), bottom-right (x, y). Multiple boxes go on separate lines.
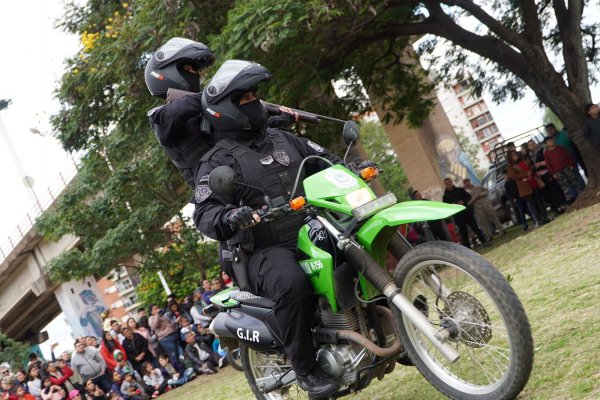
top-left (192, 60), bottom-right (342, 397)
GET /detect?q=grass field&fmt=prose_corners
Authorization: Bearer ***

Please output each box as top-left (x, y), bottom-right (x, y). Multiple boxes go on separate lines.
top-left (160, 204), bottom-right (600, 399)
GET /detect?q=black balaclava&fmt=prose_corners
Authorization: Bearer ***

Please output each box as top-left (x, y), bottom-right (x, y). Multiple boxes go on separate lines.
top-left (239, 99), bottom-right (268, 132)
top-left (181, 69), bottom-right (201, 93)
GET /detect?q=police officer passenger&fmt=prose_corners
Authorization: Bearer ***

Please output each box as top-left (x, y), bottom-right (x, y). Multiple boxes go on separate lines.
top-left (144, 37), bottom-right (216, 188)
top-left (145, 38), bottom-right (301, 190)
top-left (192, 60), bottom-right (340, 397)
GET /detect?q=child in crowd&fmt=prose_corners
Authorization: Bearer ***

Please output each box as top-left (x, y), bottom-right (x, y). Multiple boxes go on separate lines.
top-left (113, 352), bottom-right (141, 382)
top-left (16, 386), bottom-right (34, 400)
top-left (156, 355), bottom-right (194, 388)
top-left (141, 363), bottom-right (169, 399)
top-left (110, 372), bottom-right (126, 399)
top-left (26, 365), bottom-right (42, 400)
top-left (120, 371), bottom-right (149, 400)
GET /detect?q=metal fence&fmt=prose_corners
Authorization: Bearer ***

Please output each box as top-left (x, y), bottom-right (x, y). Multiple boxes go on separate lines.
top-left (0, 160), bottom-right (78, 264)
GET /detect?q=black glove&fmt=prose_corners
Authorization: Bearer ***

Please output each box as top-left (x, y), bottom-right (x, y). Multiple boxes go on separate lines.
top-left (267, 111), bottom-right (296, 128)
top-left (224, 206), bottom-right (256, 229)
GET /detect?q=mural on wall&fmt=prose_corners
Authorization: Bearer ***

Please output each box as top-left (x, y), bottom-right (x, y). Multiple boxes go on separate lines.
top-left (78, 289), bottom-right (105, 337)
top-left (55, 278), bottom-right (107, 338)
top-left (436, 137), bottom-right (481, 185)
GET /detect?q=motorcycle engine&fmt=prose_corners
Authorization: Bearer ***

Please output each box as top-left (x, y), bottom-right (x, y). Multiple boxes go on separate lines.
top-left (316, 308), bottom-right (372, 387)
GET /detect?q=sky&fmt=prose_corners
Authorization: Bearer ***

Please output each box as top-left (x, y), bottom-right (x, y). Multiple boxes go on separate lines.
top-left (0, 1), bottom-right (594, 357)
top-left (0, 0), bottom-right (79, 358)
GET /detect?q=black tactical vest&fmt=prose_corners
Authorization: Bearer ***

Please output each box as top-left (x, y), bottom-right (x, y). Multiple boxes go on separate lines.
top-left (161, 116), bottom-right (213, 188)
top-left (212, 131), bottom-right (307, 248)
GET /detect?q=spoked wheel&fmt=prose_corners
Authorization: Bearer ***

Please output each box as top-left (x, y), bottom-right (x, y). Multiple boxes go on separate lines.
top-left (227, 347), bottom-right (243, 371)
top-left (240, 343), bottom-right (314, 400)
top-left (393, 241), bottom-right (533, 400)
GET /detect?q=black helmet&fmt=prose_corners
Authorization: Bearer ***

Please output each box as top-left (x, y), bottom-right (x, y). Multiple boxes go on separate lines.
top-left (145, 37), bottom-right (214, 98)
top-left (201, 60), bottom-right (272, 133)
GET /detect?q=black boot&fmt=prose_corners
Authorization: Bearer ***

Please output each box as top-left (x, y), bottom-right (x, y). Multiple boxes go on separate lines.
top-left (295, 366), bottom-right (338, 397)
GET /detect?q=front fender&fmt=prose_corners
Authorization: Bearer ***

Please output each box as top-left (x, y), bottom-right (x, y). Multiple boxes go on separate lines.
top-left (356, 200), bottom-right (464, 247)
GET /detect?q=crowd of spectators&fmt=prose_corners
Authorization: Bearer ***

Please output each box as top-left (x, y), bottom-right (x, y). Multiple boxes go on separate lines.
top-left (410, 122), bottom-right (588, 248)
top-left (0, 274), bottom-right (235, 400)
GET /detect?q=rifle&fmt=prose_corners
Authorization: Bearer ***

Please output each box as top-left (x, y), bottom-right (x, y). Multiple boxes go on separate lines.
top-left (165, 88), bottom-right (346, 125)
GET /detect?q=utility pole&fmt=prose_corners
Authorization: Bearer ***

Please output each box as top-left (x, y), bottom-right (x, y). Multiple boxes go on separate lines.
top-left (0, 99), bottom-right (43, 211)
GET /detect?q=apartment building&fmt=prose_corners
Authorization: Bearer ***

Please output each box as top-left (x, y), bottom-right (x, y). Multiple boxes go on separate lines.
top-left (436, 80), bottom-right (504, 168)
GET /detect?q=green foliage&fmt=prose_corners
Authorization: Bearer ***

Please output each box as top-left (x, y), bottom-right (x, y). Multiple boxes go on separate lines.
top-left (359, 121), bottom-right (410, 201)
top-left (211, 0), bottom-right (435, 148)
top-left (136, 238), bottom-right (220, 307)
top-left (0, 332), bottom-right (30, 370)
top-left (37, 0), bottom-right (226, 281)
top-left (39, 0), bottom-right (447, 283)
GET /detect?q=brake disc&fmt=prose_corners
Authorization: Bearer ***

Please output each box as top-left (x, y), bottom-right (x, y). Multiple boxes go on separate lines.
top-left (444, 291), bottom-right (492, 347)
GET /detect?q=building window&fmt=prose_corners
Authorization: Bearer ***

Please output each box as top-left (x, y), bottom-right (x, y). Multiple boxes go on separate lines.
top-left (123, 294), bottom-right (138, 308)
top-left (111, 299), bottom-right (124, 309)
top-left (119, 278), bottom-right (133, 292)
top-left (104, 285), bottom-right (117, 295)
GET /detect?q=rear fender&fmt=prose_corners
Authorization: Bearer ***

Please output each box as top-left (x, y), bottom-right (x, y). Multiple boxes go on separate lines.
top-left (356, 200), bottom-right (464, 250)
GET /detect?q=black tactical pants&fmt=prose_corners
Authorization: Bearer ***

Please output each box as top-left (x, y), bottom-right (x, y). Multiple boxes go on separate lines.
top-left (247, 244), bottom-right (316, 374)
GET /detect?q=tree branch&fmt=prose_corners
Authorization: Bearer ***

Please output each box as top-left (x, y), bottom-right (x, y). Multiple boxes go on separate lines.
top-left (422, 3), bottom-right (529, 78)
top-left (438, 0), bottom-right (526, 49)
top-left (520, 0), bottom-right (544, 45)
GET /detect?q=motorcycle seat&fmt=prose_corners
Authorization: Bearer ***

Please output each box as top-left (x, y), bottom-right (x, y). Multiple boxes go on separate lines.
top-left (230, 290), bottom-right (276, 309)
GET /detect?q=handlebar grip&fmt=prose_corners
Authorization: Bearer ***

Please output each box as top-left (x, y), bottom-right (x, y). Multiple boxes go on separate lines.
top-left (263, 101), bottom-right (321, 124)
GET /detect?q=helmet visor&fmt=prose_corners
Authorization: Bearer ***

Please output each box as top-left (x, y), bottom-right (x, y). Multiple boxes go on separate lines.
top-left (207, 60), bottom-right (256, 97)
top-left (157, 37), bottom-right (196, 61)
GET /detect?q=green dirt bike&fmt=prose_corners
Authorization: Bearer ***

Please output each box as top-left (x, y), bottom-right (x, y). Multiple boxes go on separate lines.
top-left (208, 121), bottom-right (533, 400)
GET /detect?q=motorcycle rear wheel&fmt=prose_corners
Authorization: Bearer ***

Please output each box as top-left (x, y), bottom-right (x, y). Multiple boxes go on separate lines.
top-left (240, 343), bottom-right (315, 400)
top-left (392, 241), bottom-right (533, 400)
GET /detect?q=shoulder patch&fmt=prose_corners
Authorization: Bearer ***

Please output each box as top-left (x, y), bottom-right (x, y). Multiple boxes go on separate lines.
top-left (147, 106), bottom-right (162, 117)
top-left (307, 140), bottom-right (324, 152)
top-left (273, 150), bottom-right (290, 166)
top-left (194, 175), bottom-right (212, 203)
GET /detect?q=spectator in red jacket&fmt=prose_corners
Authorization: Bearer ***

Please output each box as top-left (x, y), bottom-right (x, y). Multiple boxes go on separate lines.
top-left (543, 136), bottom-right (584, 203)
top-left (99, 331), bottom-right (127, 373)
top-left (45, 361), bottom-right (74, 393)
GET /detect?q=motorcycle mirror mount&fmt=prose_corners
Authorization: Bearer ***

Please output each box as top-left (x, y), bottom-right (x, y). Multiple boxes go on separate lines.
top-left (342, 120), bottom-right (360, 165)
top-left (208, 165), bottom-right (271, 204)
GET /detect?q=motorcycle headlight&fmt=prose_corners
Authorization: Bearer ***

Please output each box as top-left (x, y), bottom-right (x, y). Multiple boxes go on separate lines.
top-left (345, 188), bottom-right (375, 209)
top-left (351, 193), bottom-right (397, 221)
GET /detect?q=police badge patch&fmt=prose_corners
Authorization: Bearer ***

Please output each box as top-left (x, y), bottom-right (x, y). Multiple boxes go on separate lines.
top-left (194, 175), bottom-right (212, 203)
top-left (273, 150), bottom-right (290, 166)
top-left (259, 155), bottom-right (274, 165)
top-left (307, 140), bottom-right (324, 152)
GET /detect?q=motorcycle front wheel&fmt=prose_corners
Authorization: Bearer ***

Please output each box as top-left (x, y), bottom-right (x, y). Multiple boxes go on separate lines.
top-left (240, 343), bottom-right (314, 400)
top-left (393, 241), bottom-right (533, 400)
